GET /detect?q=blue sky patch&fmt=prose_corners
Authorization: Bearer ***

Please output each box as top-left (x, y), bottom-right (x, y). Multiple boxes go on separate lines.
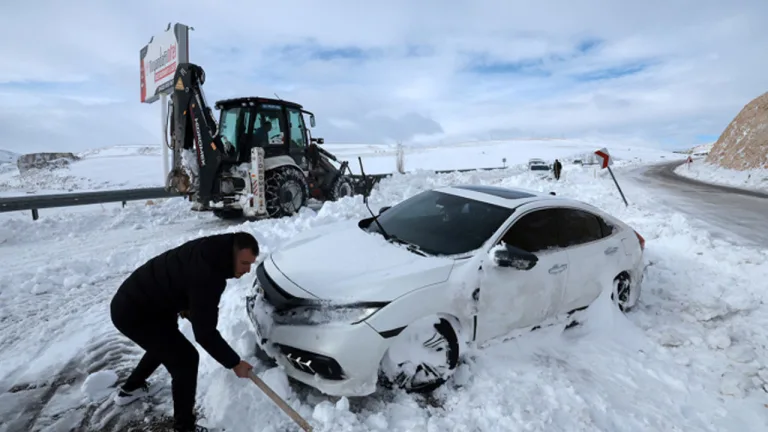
top-left (694, 133), bottom-right (719, 143)
top-left (576, 38), bottom-right (602, 54)
top-left (571, 62), bottom-right (651, 82)
top-left (272, 40), bottom-right (377, 63)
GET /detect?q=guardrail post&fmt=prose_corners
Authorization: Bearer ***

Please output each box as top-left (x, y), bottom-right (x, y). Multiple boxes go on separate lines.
top-left (32, 209), bottom-right (39, 220)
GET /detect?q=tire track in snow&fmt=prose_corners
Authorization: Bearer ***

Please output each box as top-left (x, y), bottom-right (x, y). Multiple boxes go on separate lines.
top-left (0, 210), bottom-right (243, 431)
top-left (2, 327), bottom-right (177, 432)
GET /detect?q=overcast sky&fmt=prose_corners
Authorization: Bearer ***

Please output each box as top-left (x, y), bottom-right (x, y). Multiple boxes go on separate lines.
top-left (1, 0), bottom-right (766, 154)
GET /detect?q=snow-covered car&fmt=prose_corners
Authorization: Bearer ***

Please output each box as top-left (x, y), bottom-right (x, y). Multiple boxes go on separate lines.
top-left (245, 184), bottom-right (646, 397)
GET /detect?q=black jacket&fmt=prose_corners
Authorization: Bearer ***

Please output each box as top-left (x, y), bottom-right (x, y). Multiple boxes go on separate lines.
top-left (116, 233), bottom-right (241, 369)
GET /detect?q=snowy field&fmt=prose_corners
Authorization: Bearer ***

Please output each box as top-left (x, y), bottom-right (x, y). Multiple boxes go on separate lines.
top-left (2, 140), bottom-right (768, 431)
top-left (0, 138), bottom-right (672, 197)
top-left (675, 158), bottom-right (768, 193)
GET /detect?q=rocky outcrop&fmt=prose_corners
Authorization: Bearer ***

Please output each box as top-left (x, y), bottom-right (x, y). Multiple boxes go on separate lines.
top-left (16, 152), bottom-right (79, 173)
top-left (706, 91), bottom-right (768, 170)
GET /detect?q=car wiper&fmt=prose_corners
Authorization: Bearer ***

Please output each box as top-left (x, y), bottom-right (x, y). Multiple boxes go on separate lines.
top-left (387, 235), bottom-right (429, 257)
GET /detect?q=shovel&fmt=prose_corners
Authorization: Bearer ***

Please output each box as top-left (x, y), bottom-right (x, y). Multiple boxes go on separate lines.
top-left (248, 370), bottom-right (313, 431)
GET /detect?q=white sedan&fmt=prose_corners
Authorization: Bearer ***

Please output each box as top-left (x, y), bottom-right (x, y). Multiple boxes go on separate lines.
top-left (245, 184), bottom-right (646, 397)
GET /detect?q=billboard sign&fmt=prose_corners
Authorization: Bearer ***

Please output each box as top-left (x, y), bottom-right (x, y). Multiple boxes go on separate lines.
top-left (140, 23), bottom-right (190, 104)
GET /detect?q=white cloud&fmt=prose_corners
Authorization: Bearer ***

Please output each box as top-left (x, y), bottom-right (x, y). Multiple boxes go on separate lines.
top-left (0, 0), bottom-right (767, 153)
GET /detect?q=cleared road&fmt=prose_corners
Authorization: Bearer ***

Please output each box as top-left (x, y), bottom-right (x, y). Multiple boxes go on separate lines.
top-left (627, 160), bottom-right (768, 247)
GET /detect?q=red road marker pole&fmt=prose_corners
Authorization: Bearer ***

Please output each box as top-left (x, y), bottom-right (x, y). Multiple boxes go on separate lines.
top-left (595, 148), bottom-right (628, 207)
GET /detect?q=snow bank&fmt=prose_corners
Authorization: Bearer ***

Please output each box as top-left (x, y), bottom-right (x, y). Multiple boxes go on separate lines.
top-left (675, 159), bottom-right (768, 193)
top-left (3, 152), bottom-right (768, 430)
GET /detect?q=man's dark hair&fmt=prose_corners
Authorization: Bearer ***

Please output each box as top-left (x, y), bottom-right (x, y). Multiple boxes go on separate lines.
top-left (233, 231), bottom-right (259, 256)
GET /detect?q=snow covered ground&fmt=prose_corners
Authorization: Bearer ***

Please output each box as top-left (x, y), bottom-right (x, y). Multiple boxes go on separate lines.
top-left (675, 158), bottom-right (768, 193)
top-left (0, 139), bottom-right (674, 198)
top-left (2, 140), bottom-right (768, 431)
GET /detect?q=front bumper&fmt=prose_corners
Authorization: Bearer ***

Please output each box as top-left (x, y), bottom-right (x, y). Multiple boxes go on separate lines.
top-left (245, 293), bottom-right (390, 397)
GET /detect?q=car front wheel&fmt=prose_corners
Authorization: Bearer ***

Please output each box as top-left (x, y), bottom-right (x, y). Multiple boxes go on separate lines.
top-left (378, 316), bottom-right (460, 394)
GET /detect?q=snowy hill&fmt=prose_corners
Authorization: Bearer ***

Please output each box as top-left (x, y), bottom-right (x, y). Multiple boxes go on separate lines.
top-left (0, 145), bottom-right (165, 196)
top-left (0, 149), bottom-right (18, 165)
top-left (0, 139), bottom-right (678, 197)
top-left (689, 142), bottom-right (715, 155)
top-left (674, 142), bottom-right (714, 156)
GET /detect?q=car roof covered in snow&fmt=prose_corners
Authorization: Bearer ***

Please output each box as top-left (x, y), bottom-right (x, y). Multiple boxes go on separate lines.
top-left (435, 184), bottom-right (592, 208)
top-left (436, 184), bottom-right (559, 208)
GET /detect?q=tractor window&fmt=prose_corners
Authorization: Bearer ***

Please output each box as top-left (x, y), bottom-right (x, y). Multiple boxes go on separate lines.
top-left (252, 104), bottom-right (285, 147)
top-left (287, 108), bottom-right (307, 149)
top-left (219, 108), bottom-right (241, 150)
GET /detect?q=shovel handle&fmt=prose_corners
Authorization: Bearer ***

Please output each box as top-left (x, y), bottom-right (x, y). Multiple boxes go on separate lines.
top-left (248, 370), bottom-right (313, 432)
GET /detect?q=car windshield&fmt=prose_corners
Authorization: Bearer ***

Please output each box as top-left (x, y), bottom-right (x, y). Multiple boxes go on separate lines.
top-left (366, 190), bottom-right (514, 256)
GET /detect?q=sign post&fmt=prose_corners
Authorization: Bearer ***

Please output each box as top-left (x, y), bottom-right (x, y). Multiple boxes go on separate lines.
top-left (161, 93), bottom-right (169, 183)
top-left (594, 148), bottom-right (628, 207)
top-left (139, 22), bottom-right (191, 186)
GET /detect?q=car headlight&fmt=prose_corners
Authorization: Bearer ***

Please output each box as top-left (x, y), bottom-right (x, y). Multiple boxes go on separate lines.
top-left (273, 304), bottom-right (383, 326)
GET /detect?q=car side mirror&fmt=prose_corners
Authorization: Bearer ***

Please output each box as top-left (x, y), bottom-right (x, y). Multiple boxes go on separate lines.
top-left (493, 244), bottom-right (538, 270)
top-left (309, 114), bottom-right (316, 128)
top-left (378, 206), bottom-right (391, 215)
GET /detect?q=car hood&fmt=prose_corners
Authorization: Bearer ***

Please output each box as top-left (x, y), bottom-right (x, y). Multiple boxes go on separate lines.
top-left (269, 221), bottom-right (455, 302)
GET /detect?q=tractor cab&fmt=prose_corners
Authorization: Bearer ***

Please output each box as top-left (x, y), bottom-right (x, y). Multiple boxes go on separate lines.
top-left (214, 96), bottom-right (320, 170)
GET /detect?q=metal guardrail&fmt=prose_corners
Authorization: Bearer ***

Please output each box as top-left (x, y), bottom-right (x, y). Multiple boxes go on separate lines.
top-left (0, 165), bottom-right (507, 221)
top-left (0, 187), bottom-right (180, 220)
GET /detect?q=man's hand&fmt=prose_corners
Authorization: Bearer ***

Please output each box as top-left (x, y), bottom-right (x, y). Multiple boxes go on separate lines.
top-left (232, 360), bottom-right (253, 378)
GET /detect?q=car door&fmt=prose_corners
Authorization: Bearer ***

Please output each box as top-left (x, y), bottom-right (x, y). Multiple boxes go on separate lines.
top-left (477, 207), bottom-right (570, 343)
top-left (556, 207), bottom-right (621, 312)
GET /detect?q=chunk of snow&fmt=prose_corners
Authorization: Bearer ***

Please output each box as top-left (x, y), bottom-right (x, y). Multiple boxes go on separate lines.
top-left (719, 372), bottom-right (753, 398)
top-left (81, 370), bottom-right (118, 401)
top-left (259, 367), bottom-right (291, 401)
top-left (726, 345), bottom-right (756, 363)
top-left (706, 328), bottom-right (732, 349)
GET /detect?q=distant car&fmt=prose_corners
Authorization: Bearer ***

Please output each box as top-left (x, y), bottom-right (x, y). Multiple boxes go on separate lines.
top-left (528, 158), bottom-right (550, 173)
top-left (246, 185), bottom-right (646, 397)
top-left (528, 163), bottom-right (550, 172)
top-left (573, 159), bottom-right (583, 165)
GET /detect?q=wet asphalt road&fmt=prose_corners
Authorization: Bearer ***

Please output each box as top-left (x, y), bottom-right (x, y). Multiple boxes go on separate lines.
top-left (626, 160), bottom-right (768, 248)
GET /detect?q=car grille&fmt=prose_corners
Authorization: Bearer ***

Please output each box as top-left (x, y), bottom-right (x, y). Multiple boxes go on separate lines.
top-left (276, 344), bottom-right (345, 381)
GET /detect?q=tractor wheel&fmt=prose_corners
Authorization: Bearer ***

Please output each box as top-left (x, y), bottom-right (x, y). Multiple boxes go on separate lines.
top-left (328, 175), bottom-right (355, 201)
top-left (265, 166), bottom-right (309, 218)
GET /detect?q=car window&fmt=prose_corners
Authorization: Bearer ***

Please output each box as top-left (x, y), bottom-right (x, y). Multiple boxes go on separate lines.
top-left (559, 208), bottom-right (606, 247)
top-left (368, 190), bottom-right (514, 256)
top-left (500, 209), bottom-right (561, 253)
top-left (597, 216), bottom-right (614, 237)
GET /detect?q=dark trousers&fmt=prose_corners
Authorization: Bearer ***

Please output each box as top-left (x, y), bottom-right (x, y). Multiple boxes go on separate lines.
top-left (110, 289), bottom-right (199, 430)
